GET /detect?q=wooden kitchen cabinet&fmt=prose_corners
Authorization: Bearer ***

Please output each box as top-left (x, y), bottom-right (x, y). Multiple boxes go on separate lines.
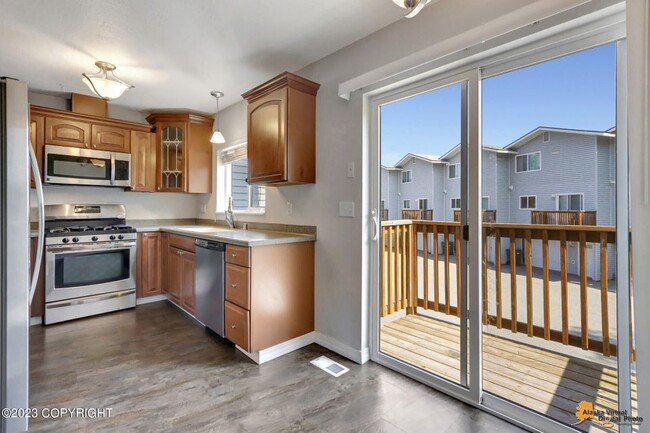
top-left (29, 114), bottom-right (44, 188)
top-left (130, 130), bottom-right (156, 192)
top-left (164, 235), bottom-right (196, 315)
top-left (146, 113), bottom-right (213, 193)
top-left (136, 232), bottom-right (162, 298)
top-left (45, 116), bottom-right (91, 149)
top-left (91, 124), bottom-right (130, 152)
top-left (29, 237), bottom-right (45, 318)
top-left (223, 242), bottom-right (314, 353)
top-left (242, 72), bottom-right (320, 185)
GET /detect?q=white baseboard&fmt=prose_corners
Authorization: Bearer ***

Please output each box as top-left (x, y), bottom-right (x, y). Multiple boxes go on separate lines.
top-left (136, 294), bottom-right (167, 305)
top-left (30, 316), bottom-right (43, 326)
top-left (313, 332), bottom-right (370, 365)
top-left (236, 332), bottom-right (316, 364)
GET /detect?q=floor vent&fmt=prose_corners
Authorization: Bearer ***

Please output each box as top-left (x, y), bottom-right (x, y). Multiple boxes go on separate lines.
top-left (310, 356), bottom-right (349, 377)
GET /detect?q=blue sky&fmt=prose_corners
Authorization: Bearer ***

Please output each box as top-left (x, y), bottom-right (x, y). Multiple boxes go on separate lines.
top-left (380, 43), bottom-right (616, 166)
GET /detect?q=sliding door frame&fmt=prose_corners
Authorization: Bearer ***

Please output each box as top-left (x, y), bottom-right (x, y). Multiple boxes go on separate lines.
top-left (366, 7), bottom-right (630, 433)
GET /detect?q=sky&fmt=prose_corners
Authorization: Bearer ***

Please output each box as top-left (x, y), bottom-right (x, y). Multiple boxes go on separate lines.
top-left (380, 43), bottom-right (616, 166)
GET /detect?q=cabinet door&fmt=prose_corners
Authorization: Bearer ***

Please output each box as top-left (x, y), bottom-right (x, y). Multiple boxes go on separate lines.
top-left (137, 232), bottom-right (162, 297)
top-left (130, 131), bottom-right (156, 192)
top-left (167, 247), bottom-right (182, 304)
top-left (156, 122), bottom-right (186, 192)
top-left (29, 237), bottom-right (45, 318)
top-left (92, 124), bottom-right (130, 152)
top-left (181, 251), bottom-right (196, 315)
top-left (29, 114), bottom-right (44, 188)
top-left (45, 117), bottom-right (91, 148)
top-left (247, 88), bottom-right (287, 184)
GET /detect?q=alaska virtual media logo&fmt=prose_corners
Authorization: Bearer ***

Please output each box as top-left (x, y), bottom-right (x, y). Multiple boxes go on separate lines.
top-left (574, 401), bottom-right (643, 428)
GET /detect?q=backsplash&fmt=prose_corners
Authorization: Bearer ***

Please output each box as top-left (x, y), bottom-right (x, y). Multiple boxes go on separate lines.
top-left (31, 185), bottom-right (201, 220)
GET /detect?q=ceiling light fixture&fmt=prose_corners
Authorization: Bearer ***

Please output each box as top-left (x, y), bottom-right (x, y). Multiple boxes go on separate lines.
top-left (392, 0), bottom-right (431, 18)
top-left (81, 61), bottom-right (133, 101)
top-left (210, 91), bottom-right (226, 144)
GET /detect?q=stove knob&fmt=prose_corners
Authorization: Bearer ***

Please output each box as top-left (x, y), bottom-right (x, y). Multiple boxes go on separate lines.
top-left (92, 236), bottom-right (98, 242)
top-left (62, 237), bottom-right (70, 244)
top-left (118, 234), bottom-right (124, 240)
top-left (109, 235), bottom-right (116, 241)
top-left (72, 237), bottom-right (80, 243)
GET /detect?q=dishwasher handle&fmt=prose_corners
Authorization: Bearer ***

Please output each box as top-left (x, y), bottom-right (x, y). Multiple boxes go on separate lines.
top-left (195, 238), bottom-right (226, 251)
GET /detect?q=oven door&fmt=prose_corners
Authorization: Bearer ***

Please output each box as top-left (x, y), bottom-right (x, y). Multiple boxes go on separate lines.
top-left (45, 241), bottom-right (136, 303)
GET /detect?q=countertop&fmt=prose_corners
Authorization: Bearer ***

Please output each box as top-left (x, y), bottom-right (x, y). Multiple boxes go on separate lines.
top-left (141, 225), bottom-right (315, 247)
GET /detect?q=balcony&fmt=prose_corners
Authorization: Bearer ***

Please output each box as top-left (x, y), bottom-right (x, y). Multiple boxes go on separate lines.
top-left (401, 209), bottom-right (434, 220)
top-left (531, 210), bottom-right (597, 226)
top-left (380, 219), bottom-right (636, 431)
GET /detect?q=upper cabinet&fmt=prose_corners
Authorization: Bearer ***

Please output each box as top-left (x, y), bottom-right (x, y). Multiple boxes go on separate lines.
top-left (130, 130), bottom-right (156, 192)
top-left (146, 113), bottom-right (213, 193)
top-left (242, 72), bottom-right (320, 185)
top-left (45, 117), bottom-right (91, 149)
top-left (91, 124), bottom-right (130, 152)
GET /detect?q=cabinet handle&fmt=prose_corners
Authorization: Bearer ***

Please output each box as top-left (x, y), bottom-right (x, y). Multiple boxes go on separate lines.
top-left (231, 253), bottom-right (237, 258)
top-left (231, 324), bottom-right (236, 329)
top-left (84, 142), bottom-right (89, 148)
top-left (230, 284), bottom-right (237, 289)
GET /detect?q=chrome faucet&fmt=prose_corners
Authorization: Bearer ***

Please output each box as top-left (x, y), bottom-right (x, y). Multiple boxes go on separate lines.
top-left (225, 197), bottom-right (235, 229)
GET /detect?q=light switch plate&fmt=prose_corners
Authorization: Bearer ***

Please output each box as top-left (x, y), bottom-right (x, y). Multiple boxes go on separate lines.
top-left (339, 201), bottom-right (355, 217)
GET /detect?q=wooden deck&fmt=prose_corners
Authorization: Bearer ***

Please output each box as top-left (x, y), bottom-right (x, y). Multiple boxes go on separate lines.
top-left (381, 315), bottom-right (638, 433)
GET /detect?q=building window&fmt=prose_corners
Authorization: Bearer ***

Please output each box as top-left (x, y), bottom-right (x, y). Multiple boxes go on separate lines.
top-left (418, 199), bottom-right (428, 210)
top-left (557, 194), bottom-right (583, 211)
top-left (520, 195), bottom-right (537, 209)
top-left (516, 152), bottom-right (541, 173)
top-left (380, 200), bottom-right (385, 210)
top-left (543, 131), bottom-right (551, 142)
top-left (403, 199), bottom-right (410, 209)
top-left (448, 163), bottom-right (460, 179)
top-left (450, 198), bottom-right (460, 209)
top-left (218, 144), bottom-right (265, 213)
top-left (401, 170), bottom-right (412, 183)
top-left (482, 196), bottom-right (489, 210)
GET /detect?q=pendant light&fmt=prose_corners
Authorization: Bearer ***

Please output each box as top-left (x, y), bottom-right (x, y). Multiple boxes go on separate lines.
top-left (81, 61), bottom-right (134, 100)
top-left (210, 91), bottom-right (226, 144)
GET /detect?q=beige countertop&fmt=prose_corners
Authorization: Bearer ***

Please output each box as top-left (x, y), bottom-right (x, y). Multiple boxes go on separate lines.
top-left (158, 226), bottom-right (315, 247)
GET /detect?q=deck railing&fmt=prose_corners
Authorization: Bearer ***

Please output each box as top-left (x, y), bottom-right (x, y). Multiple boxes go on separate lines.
top-left (453, 209), bottom-right (497, 222)
top-left (401, 209), bottom-right (434, 220)
top-left (530, 210), bottom-right (597, 226)
top-left (380, 220), bottom-right (623, 357)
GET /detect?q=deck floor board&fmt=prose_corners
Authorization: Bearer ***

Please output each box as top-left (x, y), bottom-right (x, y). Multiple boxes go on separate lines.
top-left (381, 314), bottom-right (638, 433)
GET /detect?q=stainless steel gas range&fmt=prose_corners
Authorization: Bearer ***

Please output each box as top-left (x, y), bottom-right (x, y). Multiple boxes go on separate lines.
top-left (44, 204), bottom-right (137, 325)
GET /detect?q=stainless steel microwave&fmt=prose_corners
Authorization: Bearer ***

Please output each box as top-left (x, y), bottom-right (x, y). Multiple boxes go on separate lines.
top-left (44, 145), bottom-right (131, 187)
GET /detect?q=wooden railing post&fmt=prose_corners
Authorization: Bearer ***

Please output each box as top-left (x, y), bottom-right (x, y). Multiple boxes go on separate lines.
top-left (406, 222), bottom-right (417, 314)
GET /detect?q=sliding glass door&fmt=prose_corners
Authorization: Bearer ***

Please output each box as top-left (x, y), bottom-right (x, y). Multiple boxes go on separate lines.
top-left (369, 29), bottom-right (635, 433)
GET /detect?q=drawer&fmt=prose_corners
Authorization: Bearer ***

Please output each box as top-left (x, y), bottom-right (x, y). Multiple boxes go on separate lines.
top-left (226, 244), bottom-right (250, 267)
top-left (225, 263), bottom-right (250, 310)
top-left (225, 301), bottom-right (250, 351)
top-left (168, 234), bottom-right (196, 252)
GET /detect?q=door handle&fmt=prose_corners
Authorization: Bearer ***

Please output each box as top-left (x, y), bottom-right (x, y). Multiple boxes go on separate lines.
top-left (29, 142), bottom-right (45, 305)
top-left (371, 209), bottom-right (379, 241)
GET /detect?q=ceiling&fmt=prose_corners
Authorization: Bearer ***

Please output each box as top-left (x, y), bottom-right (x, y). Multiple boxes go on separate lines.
top-left (0, 0), bottom-right (403, 115)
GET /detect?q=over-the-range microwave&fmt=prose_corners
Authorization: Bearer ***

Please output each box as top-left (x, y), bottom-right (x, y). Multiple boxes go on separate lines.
top-left (44, 145), bottom-right (130, 187)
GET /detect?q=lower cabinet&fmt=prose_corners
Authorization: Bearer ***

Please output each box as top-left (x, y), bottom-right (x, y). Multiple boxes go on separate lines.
top-left (224, 241), bottom-right (315, 353)
top-left (165, 236), bottom-right (196, 315)
top-left (136, 232), bottom-right (162, 297)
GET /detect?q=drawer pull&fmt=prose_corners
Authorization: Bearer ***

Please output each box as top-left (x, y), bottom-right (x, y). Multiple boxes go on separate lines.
top-left (231, 253), bottom-right (237, 258)
top-left (231, 324), bottom-right (236, 329)
top-left (230, 284), bottom-right (237, 289)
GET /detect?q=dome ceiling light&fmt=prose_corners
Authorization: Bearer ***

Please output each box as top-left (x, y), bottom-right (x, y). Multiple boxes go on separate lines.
top-left (81, 61), bottom-right (134, 101)
top-left (391, 0), bottom-right (431, 18)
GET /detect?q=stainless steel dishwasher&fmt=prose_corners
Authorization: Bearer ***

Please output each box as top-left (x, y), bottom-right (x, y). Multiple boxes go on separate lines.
top-left (194, 239), bottom-right (226, 337)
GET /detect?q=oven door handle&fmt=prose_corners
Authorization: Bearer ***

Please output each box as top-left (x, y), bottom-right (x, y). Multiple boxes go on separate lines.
top-left (110, 152), bottom-right (116, 186)
top-left (46, 241), bottom-right (136, 253)
top-left (46, 289), bottom-right (135, 308)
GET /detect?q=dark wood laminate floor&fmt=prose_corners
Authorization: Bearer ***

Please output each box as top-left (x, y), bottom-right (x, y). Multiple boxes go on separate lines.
top-left (29, 302), bottom-right (525, 433)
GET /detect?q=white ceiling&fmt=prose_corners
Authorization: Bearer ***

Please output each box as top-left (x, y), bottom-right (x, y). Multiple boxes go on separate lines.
top-left (0, 0), bottom-right (403, 115)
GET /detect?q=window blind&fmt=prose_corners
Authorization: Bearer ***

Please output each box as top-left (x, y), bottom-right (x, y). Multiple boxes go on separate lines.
top-left (220, 144), bottom-right (247, 165)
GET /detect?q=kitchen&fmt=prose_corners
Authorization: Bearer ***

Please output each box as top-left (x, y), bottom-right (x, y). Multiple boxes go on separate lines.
top-left (3, 1), bottom-right (650, 433)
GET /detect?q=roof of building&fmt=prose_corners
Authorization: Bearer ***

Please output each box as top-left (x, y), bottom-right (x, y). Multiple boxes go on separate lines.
top-left (393, 153), bottom-right (446, 168)
top-left (504, 126), bottom-right (616, 150)
top-left (439, 144), bottom-right (516, 161)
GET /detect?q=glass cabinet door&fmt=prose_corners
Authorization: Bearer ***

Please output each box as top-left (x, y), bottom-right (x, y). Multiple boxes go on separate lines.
top-left (160, 124), bottom-right (185, 191)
